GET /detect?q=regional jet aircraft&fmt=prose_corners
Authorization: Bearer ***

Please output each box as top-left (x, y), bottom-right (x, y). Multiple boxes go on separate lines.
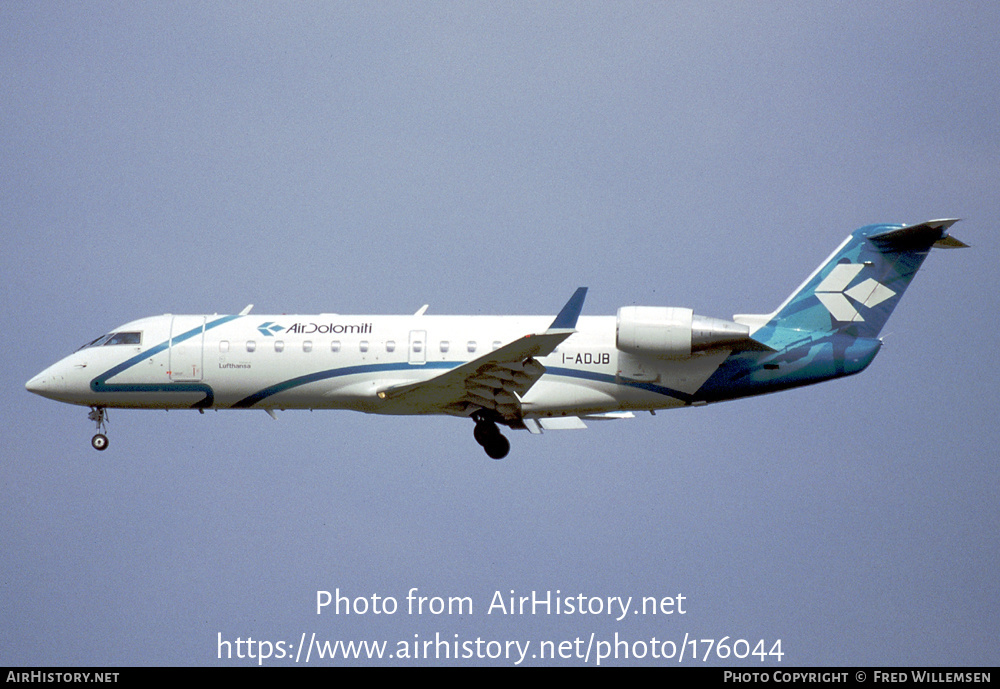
top-left (26, 220), bottom-right (965, 459)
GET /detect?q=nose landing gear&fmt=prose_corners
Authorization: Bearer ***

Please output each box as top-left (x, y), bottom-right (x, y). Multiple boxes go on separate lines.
top-left (473, 415), bottom-right (510, 460)
top-left (88, 406), bottom-right (108, 451)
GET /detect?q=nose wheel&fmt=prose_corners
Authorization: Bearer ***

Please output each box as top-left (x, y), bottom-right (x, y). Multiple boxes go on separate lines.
top-left (473, 417), bottom-right (510, 460)
top-left (88, 406), bottom-right (109, 451)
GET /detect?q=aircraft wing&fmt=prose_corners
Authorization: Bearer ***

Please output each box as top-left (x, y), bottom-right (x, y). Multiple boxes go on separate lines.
top-left (377, 289), bottom-right (587, 420)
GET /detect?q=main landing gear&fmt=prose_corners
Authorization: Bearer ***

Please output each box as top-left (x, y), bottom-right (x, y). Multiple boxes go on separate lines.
top-left (473, 414), bottom-right (510, 460)
top-left (88, 406), bottom-right (108, 451)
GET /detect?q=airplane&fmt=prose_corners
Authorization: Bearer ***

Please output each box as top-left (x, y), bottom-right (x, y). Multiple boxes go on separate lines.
top-left (26, 219), bottom-right (966, 459)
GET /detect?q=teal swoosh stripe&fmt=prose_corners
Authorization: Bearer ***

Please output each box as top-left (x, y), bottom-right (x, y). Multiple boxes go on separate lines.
top-left (231, 361), bottom-right (457, 408)
top-left (92, 381), bottom-right (218, 408)
top-left (90, 315), bottom-right (241, 408)
top-left (234, 362), bottom-right (695, 410)
top-left (545, 366), bottom-right (694, 403)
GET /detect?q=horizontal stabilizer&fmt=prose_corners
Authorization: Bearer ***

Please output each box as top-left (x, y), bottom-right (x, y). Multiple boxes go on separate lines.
top-left (868, 218), bottom-right (963, 251)
top-left (933, 235), bottom-right (969, 249)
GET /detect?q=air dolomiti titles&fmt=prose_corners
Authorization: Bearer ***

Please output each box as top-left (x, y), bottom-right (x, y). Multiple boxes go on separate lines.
top-left (284, 321), bottom-right (372, 334)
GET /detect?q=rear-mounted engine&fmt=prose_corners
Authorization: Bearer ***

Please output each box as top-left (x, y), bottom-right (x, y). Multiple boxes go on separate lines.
top-left (616, 306), bottom-right (759, 358)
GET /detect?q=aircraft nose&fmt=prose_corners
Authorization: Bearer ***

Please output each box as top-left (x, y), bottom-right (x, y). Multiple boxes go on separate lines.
top-left (26, 372), bottom-right (50, 395)
top-left (26, 366), bottom-right (66, 399)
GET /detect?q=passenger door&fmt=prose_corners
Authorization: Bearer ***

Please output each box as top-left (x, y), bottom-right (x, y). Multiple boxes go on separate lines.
top-left (169, 316), bottom-right (206, 381)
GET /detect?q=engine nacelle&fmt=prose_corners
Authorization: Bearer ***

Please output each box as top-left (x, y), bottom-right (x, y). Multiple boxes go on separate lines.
top-left (616, 306), bottom-right (754, 358)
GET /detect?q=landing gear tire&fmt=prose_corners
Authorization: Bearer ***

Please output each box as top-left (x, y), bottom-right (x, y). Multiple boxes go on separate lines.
top-left (472, 413), bottom-right (511, 459)
top-left (474, 422), bottom-right (496, 447)
top-left (483, 434), bottom-right (510, 460)
top-left (88, 407), bottom-right (109, 451)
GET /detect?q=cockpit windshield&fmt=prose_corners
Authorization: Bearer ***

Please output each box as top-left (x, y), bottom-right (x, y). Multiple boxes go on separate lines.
top-left (77, 332), bottom-right (142, 351)
top-left (104, 332), bottom-right (141, 345)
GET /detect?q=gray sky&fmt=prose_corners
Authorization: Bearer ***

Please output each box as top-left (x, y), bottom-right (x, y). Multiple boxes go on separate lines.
top-left (3, 1), bottom-right (998, 666)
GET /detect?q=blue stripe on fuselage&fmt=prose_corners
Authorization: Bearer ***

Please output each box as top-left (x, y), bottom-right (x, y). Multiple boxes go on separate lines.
top-left (230, 360), bottom-right (458, 407)
top-left (90, 315), bottom-right (241, 408)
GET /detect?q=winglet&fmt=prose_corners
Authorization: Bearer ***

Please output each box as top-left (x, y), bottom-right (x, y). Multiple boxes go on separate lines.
top-left (548, 287), bottom-right (588, 330)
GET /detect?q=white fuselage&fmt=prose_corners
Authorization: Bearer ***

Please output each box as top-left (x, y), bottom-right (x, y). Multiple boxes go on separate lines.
top-left (27, 312), bottom-right (719, 418)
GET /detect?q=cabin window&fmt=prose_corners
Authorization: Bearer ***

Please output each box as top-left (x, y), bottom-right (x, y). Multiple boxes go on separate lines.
top-left (492, 341), bottom-right (501, 350)
top-left (303, 340), bottom-right (313, 353)
top-left (439, 341), bottom-right (450, 353)
top-left (360, 341), bottom-right (369, 353)
top-left (385, 341), bottom-right (395, 352)
top-left (331, 340), bottom-right (341, 353)
top-left (412, 340), bottom-right (423, 353)
top-left (467, 341), bottom-right (477, 352)
top-left (274, 340), bottom-right (285, 353)
top-left (246, 341), bottom-right (257, 353)
top-left (219, 340), bottom-right (230, 353)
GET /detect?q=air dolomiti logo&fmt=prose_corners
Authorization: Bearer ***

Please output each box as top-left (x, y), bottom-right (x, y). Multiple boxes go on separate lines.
top-left (263, 321), bottom-right (373, 335)
top-left (814, 263), bottom-right (896, 322)
top-left (257, 322), bottom-right (284, 337)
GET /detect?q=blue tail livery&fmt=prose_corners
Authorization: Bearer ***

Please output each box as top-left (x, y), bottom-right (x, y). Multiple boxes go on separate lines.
top-left (26, 219), bottom-right (965, 459)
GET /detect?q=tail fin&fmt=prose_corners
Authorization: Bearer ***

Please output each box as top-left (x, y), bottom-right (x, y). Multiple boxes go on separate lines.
top-left (738, 219), bottom-right (966, 348)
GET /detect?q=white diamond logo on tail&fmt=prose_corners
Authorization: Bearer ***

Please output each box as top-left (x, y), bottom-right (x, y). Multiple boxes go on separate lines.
top-left (816, 292), bottom-right (862, 321)
top-left (815, 265), bottom-right (896, 322)
top-left (815, 263), bottom-right (864, 293)
top-left (845, 278), bottom-right (896, 308)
